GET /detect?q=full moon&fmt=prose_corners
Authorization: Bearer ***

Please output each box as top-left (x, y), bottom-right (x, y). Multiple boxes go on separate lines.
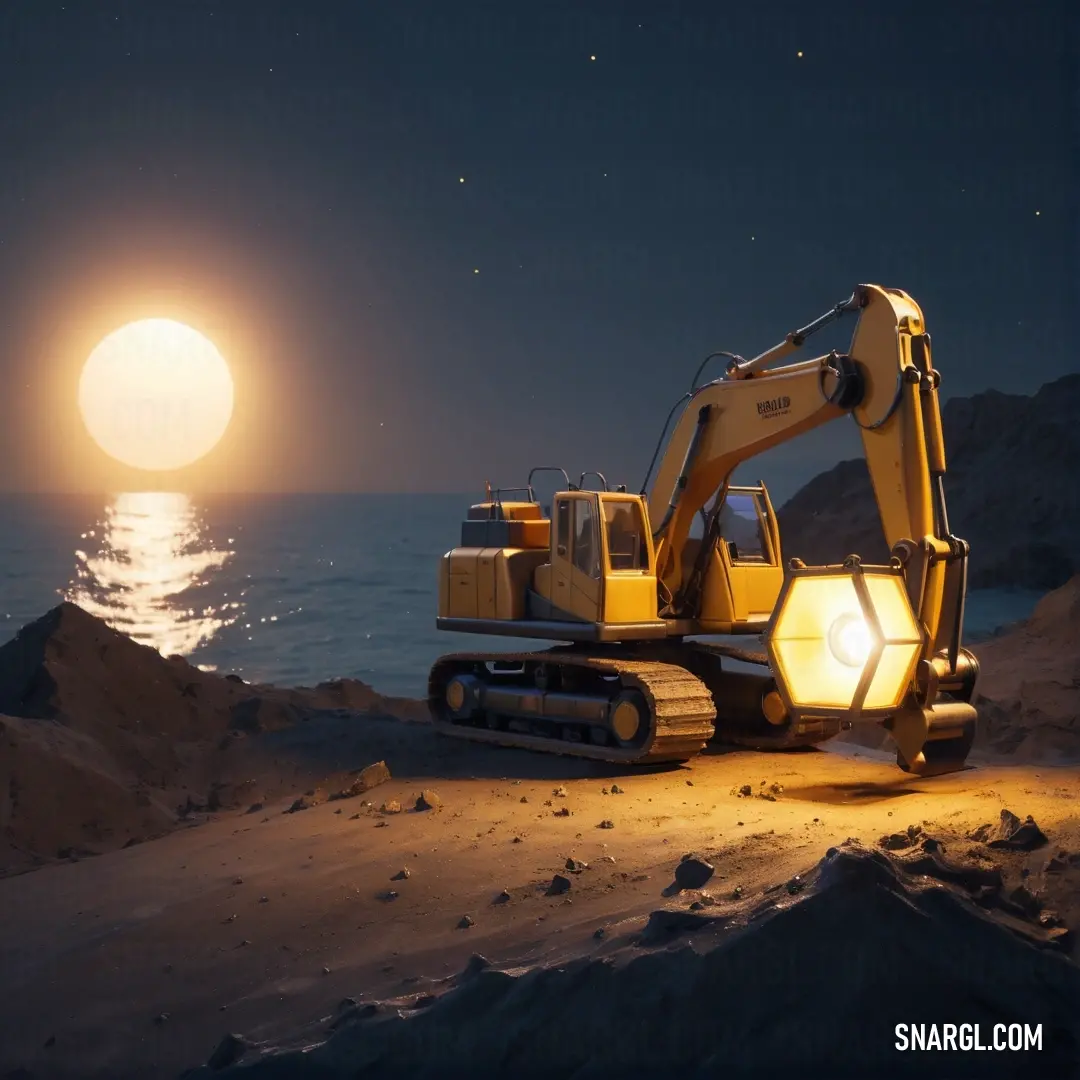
top-left (78, 319), bottom-right (234, 471)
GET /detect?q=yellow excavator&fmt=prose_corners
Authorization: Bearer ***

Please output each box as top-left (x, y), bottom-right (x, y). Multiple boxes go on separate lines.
top-left (429, 284), bottom-right (979, 775)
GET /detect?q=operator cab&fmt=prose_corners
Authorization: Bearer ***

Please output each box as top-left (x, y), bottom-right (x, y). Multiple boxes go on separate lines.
top-left (530, 487), bottom-right (657, 626)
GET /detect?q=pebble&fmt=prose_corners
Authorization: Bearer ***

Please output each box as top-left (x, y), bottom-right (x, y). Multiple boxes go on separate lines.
top-left (458, 915), bottom-right (475, 929)
top-left (416, 790), bottom-right (442, 812)
top-left (547, 874), bottom-right (572, 896)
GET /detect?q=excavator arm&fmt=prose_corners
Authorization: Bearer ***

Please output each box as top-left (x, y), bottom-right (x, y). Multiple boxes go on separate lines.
top-left (647, 283), bottom-right (968, 676)
top-left (643, 283), bottom-right (977, 774)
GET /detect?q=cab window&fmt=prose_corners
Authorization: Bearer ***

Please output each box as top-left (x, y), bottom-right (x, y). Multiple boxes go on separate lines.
top-left (556, 499), bottom-right (571, 556)
top-left (572, 499), bottom-right (601, 578)
top-left (603, 500), bottom-right (649, 571)
top-left (720, 491), bottom-right (772, 564)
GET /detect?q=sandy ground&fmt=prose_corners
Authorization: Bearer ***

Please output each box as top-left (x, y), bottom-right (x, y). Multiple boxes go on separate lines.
top-left (1, 720), bottom-right (1078, 1079)
top-left (1, 584), bottom-right (1079, 1078)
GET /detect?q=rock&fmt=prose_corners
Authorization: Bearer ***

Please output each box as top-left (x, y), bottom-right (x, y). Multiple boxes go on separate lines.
top-left (322, 966), bottom-right (331, 975)
top-left (593, 927), bottom-right (606, 939)
top-left (987, 810), bottom-right (1048, 851)
top-left (597, 819), bottom-right (614, 829)
top-left (1044, 850), bottom-right (1074, 874)
top-left (153, 1013), bottom-right (169, 1025)
top-left (375, 820), bottom-right (389, 828)
top-left (547, 874), bottom-right (572, 896)
top-left (493, 889), bottom-right (511, 904)
top-left (787, 875), bottom-right (805, 895)
top-left (232, 876), bottom-right (244, 885)
top-left (380, 800), bottom-right (402, 815)
top-left (553, 807), bottom-right (571, 817)
top-left (553, 786), bottom-right (568, 798)
top-left (458, 915), bottom-right (474, 929)
top-left (259, 895), bottom-right (269, 903)
top-left (639, 908), bottom-right (719, 946)
top-left (739, 784), bottom-right (752, 797)
top-left (520, 796), bottom-right (528, 803)
top-left (391, 868), bottom-right (410, 881)
top-left (968, 823), bottom-right (994, 842)
top-left (246, 802), bottom-right (264, 814)
top-left (565, 857), bottom-right (589, 872)
top-left (329, 761), bottom-right (391, 801)
top-left (286, 793), bottom-right (320, 814)
top-left (378, 890), bottom-right (399, 902)
top-left (329, 1002), bottom-right (380, 1030)
top-left (415, 790), bottom-right (441, 812)
top-left (689, 900), bottom-right (705, 911)
top-left (674, 856), bottom-right (715, 890)
top-left (758, 792), bottom-right (776, 801)
top-left (461, 954), bottom-right (490, 980)
top-left (1007, 885), bottom-right (1042, 917)
top-left (610, 783), bottom-right (624, 794)
top-left (880, 832), bottom-right (913, 851)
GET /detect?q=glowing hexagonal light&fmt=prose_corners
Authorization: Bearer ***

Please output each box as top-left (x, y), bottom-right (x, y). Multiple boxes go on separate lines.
top-left (765, 561), bottom-right (924, 716)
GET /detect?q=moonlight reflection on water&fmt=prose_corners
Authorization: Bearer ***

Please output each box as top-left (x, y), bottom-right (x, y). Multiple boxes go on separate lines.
top-left (65, 491), bottom-right (239, 660)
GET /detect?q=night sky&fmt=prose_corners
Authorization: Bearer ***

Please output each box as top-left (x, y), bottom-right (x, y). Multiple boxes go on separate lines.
top-left (0, 1), bottom-right (1074, 499)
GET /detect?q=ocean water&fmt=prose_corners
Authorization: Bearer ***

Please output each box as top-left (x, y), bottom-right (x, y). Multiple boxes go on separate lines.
top-left (0, 493), bottom-right (1046, 698)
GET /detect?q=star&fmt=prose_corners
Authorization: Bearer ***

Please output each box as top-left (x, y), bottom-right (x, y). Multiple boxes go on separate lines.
top-left (797, 50), bottom-right (804, 58)
top-left (473, 268), bottom-right (480, 274)
top-left (589, 55), bottom-right (596, 61)
top-left (1035, 210), bottom-right (1040, 216)
top-left (459, 177), bottom-right (465, 183)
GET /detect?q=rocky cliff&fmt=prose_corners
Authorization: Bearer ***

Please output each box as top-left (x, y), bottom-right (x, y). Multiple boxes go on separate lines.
top-left (777, 373), bottom-right (1080, 589)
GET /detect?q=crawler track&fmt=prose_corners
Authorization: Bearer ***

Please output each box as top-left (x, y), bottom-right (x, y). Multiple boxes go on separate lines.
top-left (428, 648), bottom-right (717, 765)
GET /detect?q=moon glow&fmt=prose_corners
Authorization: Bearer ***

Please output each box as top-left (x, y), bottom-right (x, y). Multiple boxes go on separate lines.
top-left (78, 319), bottom-right (234, 471)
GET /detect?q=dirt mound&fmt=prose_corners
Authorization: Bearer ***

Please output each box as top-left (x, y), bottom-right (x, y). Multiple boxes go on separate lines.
top-left (970, 576), bottom-right (1080, 761)
top-left (187, 841), bottom-right (1080, 1079)
top-left (0, 602), bottom-right (263, 745)
top-left (0, 604), bottom-right (424, 873)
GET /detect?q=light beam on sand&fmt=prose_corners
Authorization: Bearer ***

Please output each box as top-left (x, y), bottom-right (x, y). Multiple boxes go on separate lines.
top-left (64, 492), bottom-right (239, 659)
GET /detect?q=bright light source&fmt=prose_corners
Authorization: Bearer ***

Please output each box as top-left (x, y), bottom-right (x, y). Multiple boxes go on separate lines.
top-left (827, 611), bottom-right (871, 668)
top-left (765, 560), bottom-right (924, 717)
